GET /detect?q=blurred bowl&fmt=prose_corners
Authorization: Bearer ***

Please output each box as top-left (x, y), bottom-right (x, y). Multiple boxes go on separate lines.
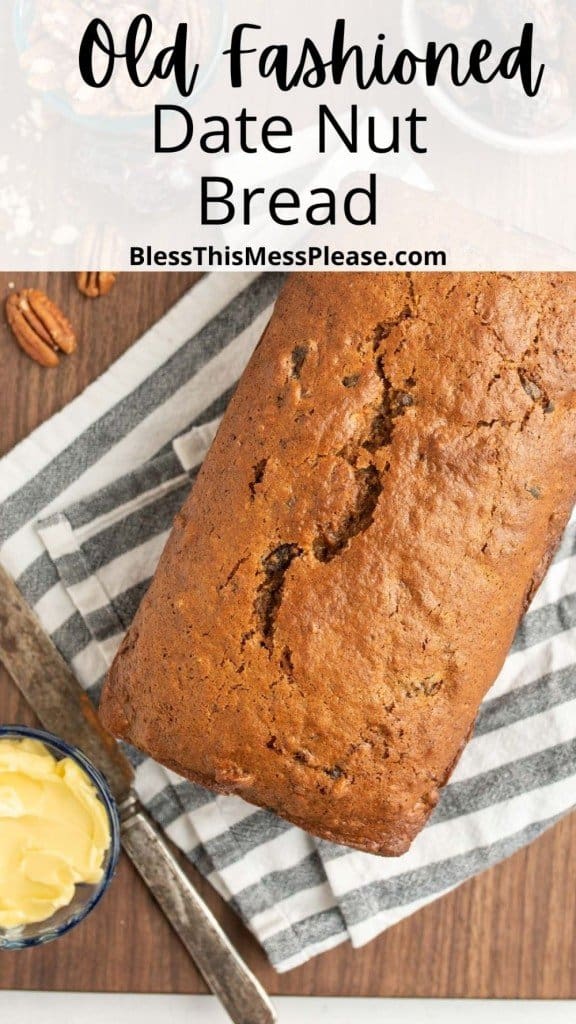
top-left (402, 0), bottom-right (576, 154)
top-left (13, 0), bottom-right (227, 135)
top-left (0, 725), bottom-right (120, 950)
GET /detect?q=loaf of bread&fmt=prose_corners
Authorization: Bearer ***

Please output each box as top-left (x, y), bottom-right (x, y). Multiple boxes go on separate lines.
top-left (100, 273), bottom-right (576, 855)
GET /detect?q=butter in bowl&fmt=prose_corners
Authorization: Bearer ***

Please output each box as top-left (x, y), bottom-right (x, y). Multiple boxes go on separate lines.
top-left (0, 726), bottom-right (120, 949)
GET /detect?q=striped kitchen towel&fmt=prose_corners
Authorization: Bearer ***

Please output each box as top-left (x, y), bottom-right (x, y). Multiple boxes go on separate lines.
top-left (1, 271), bottom-right (576, 971)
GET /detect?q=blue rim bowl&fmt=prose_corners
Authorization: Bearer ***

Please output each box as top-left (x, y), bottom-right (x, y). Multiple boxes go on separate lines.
top-left (13, 0), bottom-right (228, 135)
top-left (0, 725), bottom-right (120, 950)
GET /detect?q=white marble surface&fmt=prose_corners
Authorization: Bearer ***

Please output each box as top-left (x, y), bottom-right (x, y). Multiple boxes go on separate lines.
top-left (2, 995), bottom-right (575, 1023)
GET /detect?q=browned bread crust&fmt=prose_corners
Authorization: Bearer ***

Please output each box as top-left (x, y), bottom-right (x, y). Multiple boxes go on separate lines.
top-left (100, 273), bottom-right (576, 855)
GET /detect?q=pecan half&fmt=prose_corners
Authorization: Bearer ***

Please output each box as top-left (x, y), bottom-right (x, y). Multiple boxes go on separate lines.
top-left (6, 289), bottom-right (77, 367)
top-left (76, 272), bottom-right (116, 298)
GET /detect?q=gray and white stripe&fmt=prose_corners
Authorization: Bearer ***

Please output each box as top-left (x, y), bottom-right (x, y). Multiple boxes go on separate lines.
top-left (1, 272), bottom-right (575, 972)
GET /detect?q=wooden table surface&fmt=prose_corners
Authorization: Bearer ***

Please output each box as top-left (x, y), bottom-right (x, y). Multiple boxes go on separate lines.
top-left (0, 271), bottom-right (575, 999)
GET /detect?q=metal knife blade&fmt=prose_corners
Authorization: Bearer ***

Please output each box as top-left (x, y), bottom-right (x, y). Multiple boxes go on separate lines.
top-left (0, 562), bottom-right (277, 1024)
top-left (0, 562), bottom-right (133, 800)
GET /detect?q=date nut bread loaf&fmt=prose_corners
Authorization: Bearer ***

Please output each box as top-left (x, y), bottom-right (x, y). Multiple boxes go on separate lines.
top-left (100, 273), bottom-right (576, 855)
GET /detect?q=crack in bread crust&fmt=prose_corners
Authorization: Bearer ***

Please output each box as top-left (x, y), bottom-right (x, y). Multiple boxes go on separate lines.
top-left (100, 272), bottom-right (576, 856)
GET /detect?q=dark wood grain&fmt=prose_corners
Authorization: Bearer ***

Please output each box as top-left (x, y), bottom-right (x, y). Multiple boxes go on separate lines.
top-left (0, 272), bottom-right (575, 998)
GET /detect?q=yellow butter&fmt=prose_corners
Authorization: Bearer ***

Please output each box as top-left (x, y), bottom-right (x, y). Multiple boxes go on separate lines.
top-left (0, 738), bottom-right (111, 929)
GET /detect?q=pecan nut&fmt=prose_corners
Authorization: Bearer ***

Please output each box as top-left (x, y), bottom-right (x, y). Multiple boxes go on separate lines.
top-left (76, 271), bottom-right (116, 298)
top-left (6, 289), bottom-right (77, 367)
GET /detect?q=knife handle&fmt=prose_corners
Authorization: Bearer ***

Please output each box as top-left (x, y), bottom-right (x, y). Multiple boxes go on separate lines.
top-left (119, 795), bottom-right (276, 1024)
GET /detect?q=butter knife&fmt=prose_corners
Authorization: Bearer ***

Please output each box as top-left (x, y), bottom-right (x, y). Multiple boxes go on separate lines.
top-left (0, 563), bottom-right (276, 1024)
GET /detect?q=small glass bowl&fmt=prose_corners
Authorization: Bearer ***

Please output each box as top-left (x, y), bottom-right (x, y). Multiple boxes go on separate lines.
top-left (0, 725), bottom-right (120, 950)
